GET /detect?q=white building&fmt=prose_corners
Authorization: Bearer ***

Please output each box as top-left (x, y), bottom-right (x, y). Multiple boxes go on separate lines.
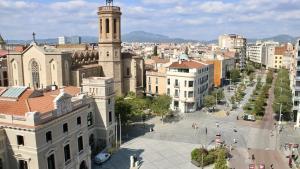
top-left (293, 39), bottom-right (300, 127)
top-left (167, 59), bottom-right (209, 113)
top-left (247, 42), bottom-right (263, 64)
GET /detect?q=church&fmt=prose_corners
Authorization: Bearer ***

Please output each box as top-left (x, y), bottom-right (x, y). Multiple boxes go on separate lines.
top-left (7, 1), bottom-right (144, 96)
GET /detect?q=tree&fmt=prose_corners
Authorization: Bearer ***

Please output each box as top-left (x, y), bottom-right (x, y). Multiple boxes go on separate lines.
top-left (214, 150), bottom-right (228, 169)
top-left (204, 95), bottom-right (216, 110)
top-left (212, 89), bottom-right (224, 103)
top-left (245, 64), bottom-right (255, 75)
top-left (115, 96), bottom-right (133, 125)
top-left (266, 70), bottom-right (273, 84)
top-left (249, 73), bottom-right (255, 82)
top-left (151, 95), bottom-right (171, 123)
top-left (230, 69), bottom-right (241, 83)
top-left (153, 45), bottom-right (158, 56)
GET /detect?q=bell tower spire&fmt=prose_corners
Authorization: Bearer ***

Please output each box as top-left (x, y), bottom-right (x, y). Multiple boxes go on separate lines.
top-left (98, 1), bottom-right (123, 95)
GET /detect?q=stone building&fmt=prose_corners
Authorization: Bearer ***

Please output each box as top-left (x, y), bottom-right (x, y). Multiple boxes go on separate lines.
top-left (7, 3), bottom-right (144, 96)
top-left (0, 77), bottom-right (115, 169)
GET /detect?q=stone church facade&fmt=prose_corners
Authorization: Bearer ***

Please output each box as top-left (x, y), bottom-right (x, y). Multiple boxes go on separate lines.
top-left (7, 4), bottom-right (144, 96)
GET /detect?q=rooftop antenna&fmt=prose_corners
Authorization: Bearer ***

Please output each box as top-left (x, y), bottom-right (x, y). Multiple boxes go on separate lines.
top-left (106, 0), bottom-right (113, 6)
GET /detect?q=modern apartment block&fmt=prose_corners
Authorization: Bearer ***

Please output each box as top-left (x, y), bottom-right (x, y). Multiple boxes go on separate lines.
top-left (167, 59), bottom-right (209, 113)
top-left (0, 77), bottom-right (115, 169)
top-left (218, 34), bottom-right (247, 69)
top-left (293, 39), bottom-right (300, 127)
top-left (247, 42), bottom-right (264, 64)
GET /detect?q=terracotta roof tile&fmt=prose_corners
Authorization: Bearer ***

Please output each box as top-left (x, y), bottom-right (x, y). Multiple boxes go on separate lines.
top-left (169, 60), bottom-right (206, 69)
top-left (0, 86), bottom-right (81, 116)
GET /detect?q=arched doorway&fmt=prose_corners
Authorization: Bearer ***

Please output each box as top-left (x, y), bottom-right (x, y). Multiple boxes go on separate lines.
top-left (31, 60), bottom-right (40, 88)
top-left (79, 160), bottom-right (88, 169)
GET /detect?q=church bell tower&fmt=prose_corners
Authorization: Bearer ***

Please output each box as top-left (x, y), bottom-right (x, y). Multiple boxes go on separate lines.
top-left (98, 0), bottom-right (123, 95)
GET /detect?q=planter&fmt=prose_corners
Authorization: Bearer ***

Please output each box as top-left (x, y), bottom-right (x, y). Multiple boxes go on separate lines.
top-left (191, 160), bottom-right (201, 167)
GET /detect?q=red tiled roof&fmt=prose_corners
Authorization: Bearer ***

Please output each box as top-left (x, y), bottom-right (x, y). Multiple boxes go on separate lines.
top-left (0, 86), bottom-right (81, 116)
top-left (0, 50), bottom-right (7, 58)
top-left (169, 60), bottom-right (206, 69)
top-left (275, 46), bottom-right (286, 55)
top-left (151, 56), bottom-right (169, 63)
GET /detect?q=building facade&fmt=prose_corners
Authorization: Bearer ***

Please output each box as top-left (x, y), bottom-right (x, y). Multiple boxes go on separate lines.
top-left (218, 34), bottom-right (247, 69)
top-left (293, 39), bottom-right (300, 127)
top-left (0, 78), bottom-right (115, 169)
top-left (7, 3), bottom-right (144, 96)
top-left (167, 60), bottom-right (209, 113)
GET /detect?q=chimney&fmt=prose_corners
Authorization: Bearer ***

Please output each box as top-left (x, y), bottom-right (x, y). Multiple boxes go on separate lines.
top-left (179, 60), bottom-right (182, 64)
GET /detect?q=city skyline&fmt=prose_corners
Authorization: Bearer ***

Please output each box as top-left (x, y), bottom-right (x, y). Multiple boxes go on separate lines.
top-left (1, 0), bottom-right (300, 40)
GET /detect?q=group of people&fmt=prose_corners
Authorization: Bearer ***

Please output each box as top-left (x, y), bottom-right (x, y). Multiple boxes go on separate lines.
top-left (192, 123), bottom-right (199, 129)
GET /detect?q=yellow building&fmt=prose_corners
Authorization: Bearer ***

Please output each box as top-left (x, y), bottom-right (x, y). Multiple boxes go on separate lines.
top-left (146, 66), bottom-right (167, 96)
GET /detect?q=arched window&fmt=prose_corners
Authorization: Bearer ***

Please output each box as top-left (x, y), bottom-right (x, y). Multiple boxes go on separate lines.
top-left (100, 19), bottom-right (102, 33)
top-left (31, 61), bottom-right (40, 88)
top-left (113, 18), bottom-right (117, 34)
top-left (105, 18), bottom-right (110, 33)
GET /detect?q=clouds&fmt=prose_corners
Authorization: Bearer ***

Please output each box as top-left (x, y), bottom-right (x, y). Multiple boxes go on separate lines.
top-left (0, 0), bottom-right (299, 40)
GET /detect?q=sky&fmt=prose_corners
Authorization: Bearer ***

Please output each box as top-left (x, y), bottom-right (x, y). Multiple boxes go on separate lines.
top-left (0, 0), bottom-right (300, 40)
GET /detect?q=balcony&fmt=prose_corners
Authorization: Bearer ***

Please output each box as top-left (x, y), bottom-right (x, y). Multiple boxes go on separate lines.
top-left (174, 84), bottom-right (180, 88)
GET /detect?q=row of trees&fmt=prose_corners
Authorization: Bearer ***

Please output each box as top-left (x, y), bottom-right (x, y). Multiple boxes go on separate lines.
top-left (203, 89), bottom-right (225, 111)
top-left (272, 69), bottom-right (293, 119)
top-left (243, 71), bottom-right (273, 116)
top-left (115, 92), bottom-right (172, 125)
top-left (230, 84), bottom-right (246, 107)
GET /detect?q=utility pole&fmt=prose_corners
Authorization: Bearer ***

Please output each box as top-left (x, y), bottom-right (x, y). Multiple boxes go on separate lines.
top-left (119, 113), bottom-right (122, 146)
top-left (115, 117), bottom-right (118, 148)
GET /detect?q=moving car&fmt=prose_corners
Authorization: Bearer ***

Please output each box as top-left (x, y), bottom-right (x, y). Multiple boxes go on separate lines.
top-left (94, 152), bottom-right (111, 164)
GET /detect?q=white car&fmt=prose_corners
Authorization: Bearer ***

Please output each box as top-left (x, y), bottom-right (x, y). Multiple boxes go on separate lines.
top-left (94, 152), bottom-right (111, 164)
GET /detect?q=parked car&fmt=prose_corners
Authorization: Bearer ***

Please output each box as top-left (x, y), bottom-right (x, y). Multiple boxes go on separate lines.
top-left (94, 152), bottom-right (111, 164)
top-left (243, 114), bottom-right (256, 121)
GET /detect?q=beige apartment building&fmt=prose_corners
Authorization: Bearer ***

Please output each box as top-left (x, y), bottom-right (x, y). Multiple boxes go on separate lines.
top-left (145, 56), bottom-right (170, 96)
top-left (218, 34), bottom-right (247, 69)
top-left (0, 77), bottom-right (115, 169)
top-left (146, 67), bottom-right (167, 96)
top-left (7, 3), bottom-right (144, 96)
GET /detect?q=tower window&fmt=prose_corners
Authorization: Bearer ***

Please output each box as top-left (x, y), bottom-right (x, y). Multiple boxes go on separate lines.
top-left (105, 18), bottom-right (110, 33)
top-left (17, 135), bottom-right (24, 146)
top-left (113, 19), bottom-right (117, 34)
top-left (100, 19), bottom-right (102, 33)
top-left (107, 51), bottom-right (109, 57)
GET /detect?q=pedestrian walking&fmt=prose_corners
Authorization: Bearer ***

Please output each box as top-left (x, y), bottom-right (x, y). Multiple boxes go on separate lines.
top-left (270, 164), bottom-right (273, 168)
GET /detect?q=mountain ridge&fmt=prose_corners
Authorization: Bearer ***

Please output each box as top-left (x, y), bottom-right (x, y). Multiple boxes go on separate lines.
top-left (5, 32), bottom-right (300, 44)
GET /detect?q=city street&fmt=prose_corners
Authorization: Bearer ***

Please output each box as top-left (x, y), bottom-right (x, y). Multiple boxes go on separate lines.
top-left (94, 72), bottom-right (296, 169)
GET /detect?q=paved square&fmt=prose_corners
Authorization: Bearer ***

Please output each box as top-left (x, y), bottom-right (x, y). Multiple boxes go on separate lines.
top-left (93, 138), bottom-right (199, 169)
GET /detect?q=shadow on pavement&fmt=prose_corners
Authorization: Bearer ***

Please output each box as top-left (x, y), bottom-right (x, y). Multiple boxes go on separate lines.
top-left (93, 148), bottom-right (144, 169)
top-left (122, 123), bottom-right (155, 143)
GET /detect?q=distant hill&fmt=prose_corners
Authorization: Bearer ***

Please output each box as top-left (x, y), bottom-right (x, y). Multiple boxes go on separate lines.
top-left (6, 33), bottom-right (300, 45)
top-left (122, 31), bottom-right (199, 43)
